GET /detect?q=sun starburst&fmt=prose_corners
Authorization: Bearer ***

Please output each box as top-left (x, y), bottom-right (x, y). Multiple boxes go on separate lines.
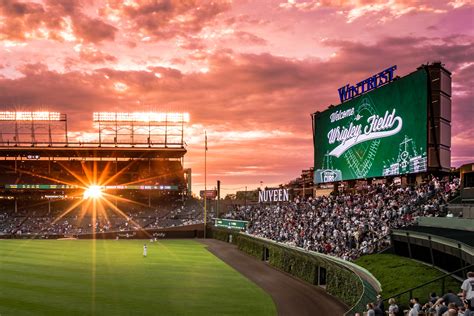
top-left (83, 185), bottom-right (103, 200)
top-left (8, 159), bottom-right (162, 238)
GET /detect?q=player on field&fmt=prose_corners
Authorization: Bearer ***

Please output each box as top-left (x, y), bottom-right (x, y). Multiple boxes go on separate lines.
top-left (143, 244), bottom-right (147, 257)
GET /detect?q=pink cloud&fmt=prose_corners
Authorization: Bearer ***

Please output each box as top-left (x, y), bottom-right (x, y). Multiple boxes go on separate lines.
top-left (101, 0), bottom-right (231, 41)
top-left (0, 0), bottom-right (117, 43)
top-left (278, 0), bottom-right (469, 23)
top-left (0, 1), bottom-right (472, 194)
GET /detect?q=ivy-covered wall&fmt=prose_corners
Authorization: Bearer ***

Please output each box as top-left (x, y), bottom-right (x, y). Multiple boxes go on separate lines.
top-left (210, 227), bottom-right (374, 315)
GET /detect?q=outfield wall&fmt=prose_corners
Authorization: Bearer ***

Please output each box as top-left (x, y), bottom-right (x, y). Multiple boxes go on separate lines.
top-left (210, 227), bottom-right (381, 316)
top-left (417, 216), bottom-right (474, 232)
top-left (392, 228), bottom-right (474, 278)
top-left (0, 224), bottom-right (205, 240)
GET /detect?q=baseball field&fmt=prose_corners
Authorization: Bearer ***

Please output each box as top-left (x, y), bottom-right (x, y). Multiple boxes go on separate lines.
top-left (0, 239), bottom-right (276, 315)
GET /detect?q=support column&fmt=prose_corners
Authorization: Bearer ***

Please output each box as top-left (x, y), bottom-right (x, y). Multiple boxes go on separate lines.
top-left (406, 232), bottom-right (412, 259)
top-left (428, 236), bottom-right (435, 266)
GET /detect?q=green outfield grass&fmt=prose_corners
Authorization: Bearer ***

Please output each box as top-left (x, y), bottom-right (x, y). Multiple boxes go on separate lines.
top-left (0, 239), bottom-right (276, 316)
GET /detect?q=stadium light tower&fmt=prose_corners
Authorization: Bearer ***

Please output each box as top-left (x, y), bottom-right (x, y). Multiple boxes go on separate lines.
top-left (92, 112), bottom-right (189, 147)
top-left (0, 111), bottom-right (67, 146)
top-left (0, 111), bottom-right (62, 121)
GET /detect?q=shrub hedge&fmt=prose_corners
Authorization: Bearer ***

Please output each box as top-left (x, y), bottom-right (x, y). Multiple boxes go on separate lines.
top-left (210, 227), bottom-right (374, 315)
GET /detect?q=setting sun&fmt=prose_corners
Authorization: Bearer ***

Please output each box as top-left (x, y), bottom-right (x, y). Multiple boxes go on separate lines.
top-left (83, 185), bottom-right (103, 200)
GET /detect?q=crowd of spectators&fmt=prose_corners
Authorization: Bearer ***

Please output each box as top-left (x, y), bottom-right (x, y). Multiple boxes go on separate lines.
top-left (0, 196), bottom-right (203, 237)
top-left (223, 177), bottom-right (460, 260)
top-left (362, 270), bottom-right (474, 315)
top-left (0, 160), bottom-right (186, 188)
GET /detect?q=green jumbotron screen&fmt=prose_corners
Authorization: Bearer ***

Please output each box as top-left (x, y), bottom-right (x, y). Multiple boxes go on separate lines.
top-left (313, 69), bottom-right (428, 184)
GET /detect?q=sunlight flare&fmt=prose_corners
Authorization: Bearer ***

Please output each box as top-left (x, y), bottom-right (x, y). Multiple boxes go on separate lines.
top-left (83, 185), bottom-right (103, 200)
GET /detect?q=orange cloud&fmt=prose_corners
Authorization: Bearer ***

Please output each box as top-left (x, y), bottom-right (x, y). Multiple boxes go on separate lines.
top-left (101, 0), bottom-right (231, 42)
top-left (0, 0), bottom-right (117, 43)
top-left (0, 1), bottom-right (472, 193)
top-left (278, 0), bottom-right (465, 23)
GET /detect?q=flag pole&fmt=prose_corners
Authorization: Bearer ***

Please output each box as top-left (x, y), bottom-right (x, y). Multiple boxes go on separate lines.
top-left (204, 131), bottom-right (207, 238)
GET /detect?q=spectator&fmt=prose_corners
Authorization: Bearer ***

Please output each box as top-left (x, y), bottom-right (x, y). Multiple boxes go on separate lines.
top-left (366, 303), bottom-right (376, 316)
top-left (375, 294), bottom-right (384, 314)
top-left (442, 302), bottom-right (458, 316)
top-left (463, 299), bottom-right (474, 316)
top-left (430, 292), bottom-right (439, 305)
top-left (433, 290), bottom-right (463, 315)
top-left (409, 297), bottom-right (421, 316)
top-left (388, 298), bottom-right (399, 316)
top-left (462, 272), bottom-right (474, 309)
top-left (412, 297), bottom-right (422, 312)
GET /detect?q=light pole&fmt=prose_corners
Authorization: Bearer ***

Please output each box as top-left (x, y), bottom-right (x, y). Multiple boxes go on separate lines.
top-left (203, 131), bottom-right (208, 238)
top-left (303, 175), bottom-right (306, 198)
top-left (216, 180), bottom-right (220, 219)
top-left (245, 186), bottom-right (247, 208)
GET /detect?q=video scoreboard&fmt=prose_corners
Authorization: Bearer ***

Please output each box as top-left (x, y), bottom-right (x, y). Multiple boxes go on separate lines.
top-left (313, 67), bottom-right (429, 184)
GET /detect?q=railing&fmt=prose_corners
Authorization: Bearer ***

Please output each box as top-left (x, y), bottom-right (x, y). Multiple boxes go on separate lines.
top-left (347, 278), bottom-right (379, 316)
top-left (354, 233), bottom-right (392, 258)
top-left (381, 264), bottom-right (472, 308)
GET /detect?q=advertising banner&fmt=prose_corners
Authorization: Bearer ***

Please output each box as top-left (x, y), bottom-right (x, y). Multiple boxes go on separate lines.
top-left (214, 218), bottom-right (248, 230)
top-left (258, 188), bottom-right (289, 203)
top-left (200, 190), bottom-right (217, 199)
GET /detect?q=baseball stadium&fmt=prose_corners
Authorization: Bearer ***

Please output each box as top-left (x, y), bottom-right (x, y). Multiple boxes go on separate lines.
top-left (0, 60), bottom-right (473, 316)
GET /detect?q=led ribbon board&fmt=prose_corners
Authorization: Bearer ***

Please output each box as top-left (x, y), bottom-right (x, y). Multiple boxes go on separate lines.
top-left (4, 184), bottom-right (179, 190)
top-left (314, 69), bottom-right (428, 183)
top-left (214, 218), bottom-right (248, 230)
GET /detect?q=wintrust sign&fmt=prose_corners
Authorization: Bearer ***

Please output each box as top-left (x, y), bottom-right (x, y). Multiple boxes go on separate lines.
top-left (338, 65), bottom-right (397, 103)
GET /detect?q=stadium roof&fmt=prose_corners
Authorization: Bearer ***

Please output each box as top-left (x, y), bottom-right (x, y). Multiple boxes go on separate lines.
top-left (0, 146), bottom-right (186, 159)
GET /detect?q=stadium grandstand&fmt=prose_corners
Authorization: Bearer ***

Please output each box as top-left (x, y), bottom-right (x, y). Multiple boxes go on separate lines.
top-left (1, 63), bottom-right (473, 316)
top-left (0, 111), bottom-right (203, 238)
top-left (215, 63), bottom-right (474, 315)
top-left (222, 176), bottom-right (461, 261)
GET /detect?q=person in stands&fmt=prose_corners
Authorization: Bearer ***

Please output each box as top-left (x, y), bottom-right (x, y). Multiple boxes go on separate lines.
top-left (366, 303), bottom-right (376, 316)
top-left (433, 290), bottom-right (463, 316)
top-left (443, 302), bottom-right (458, 316)
top-left (430, 292), bottom-right (439, 305)
top-left (462, 272), bottom-right (474, 309)
top-left (408, 297), bottom-right (421, 316)
top-left (387, 298), bottom-right (399, 316)
top-left (375, 294), bottom-right (384, 315)
top-left (463, 299), bottom-right (474, 316)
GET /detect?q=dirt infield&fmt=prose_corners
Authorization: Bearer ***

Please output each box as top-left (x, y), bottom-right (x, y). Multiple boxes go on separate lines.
top-left (201, 239), bottom-right (348, 316)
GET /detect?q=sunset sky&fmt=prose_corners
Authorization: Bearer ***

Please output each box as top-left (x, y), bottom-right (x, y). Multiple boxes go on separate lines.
top-left (0, 0), bottom-right (473, 195)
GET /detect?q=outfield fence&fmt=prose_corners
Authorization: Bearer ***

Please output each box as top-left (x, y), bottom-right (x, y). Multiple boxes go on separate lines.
top-left (209, 227), bottom-right (381, 316)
